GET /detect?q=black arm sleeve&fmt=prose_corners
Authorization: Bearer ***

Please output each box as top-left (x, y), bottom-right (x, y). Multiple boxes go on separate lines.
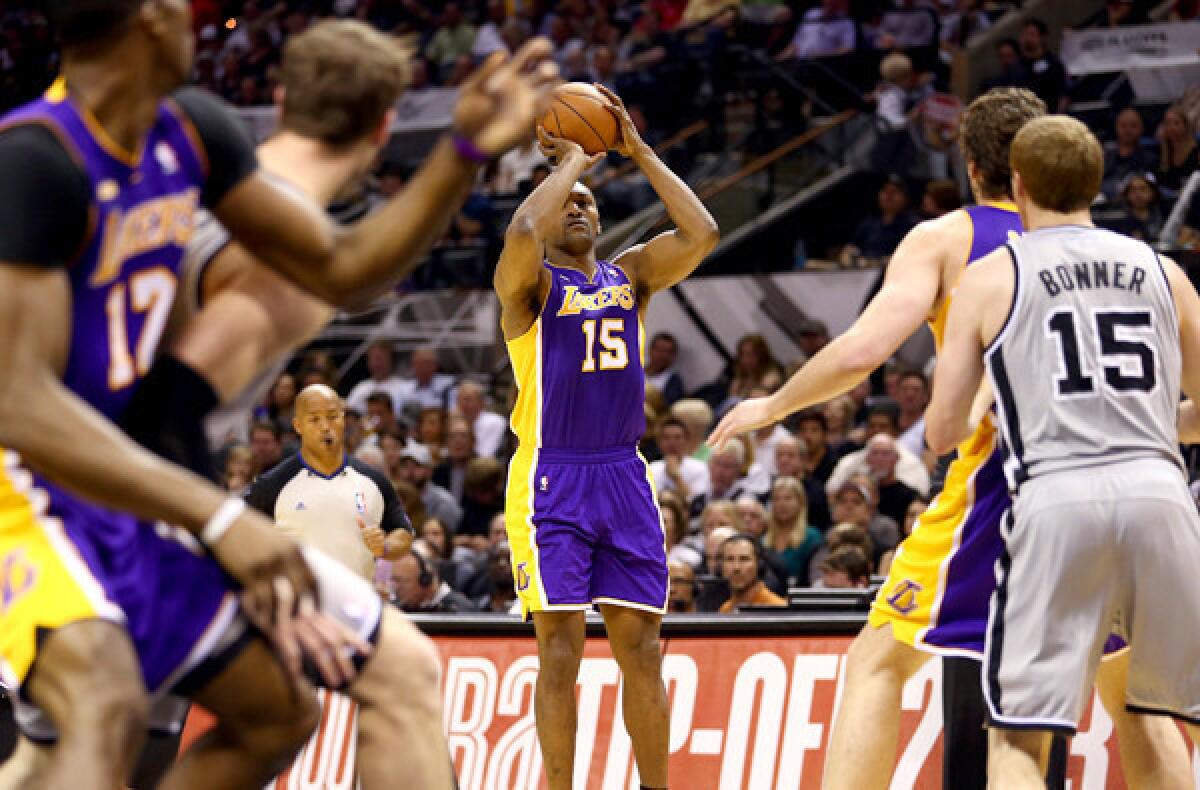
top-left (171, 87), bottom-right (258, 208)
top-left (0, 124), bottom-right (91, 268)
top-left (351, 459), bottom-right (415, 535)
top-left (244, 456), bottom-right (300, 519)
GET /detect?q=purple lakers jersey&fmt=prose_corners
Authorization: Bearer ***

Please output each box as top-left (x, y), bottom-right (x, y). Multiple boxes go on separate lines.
top-left (0, 79), bottom-right (206, 420)
top-left (508, 261), bottom-right (645, 449)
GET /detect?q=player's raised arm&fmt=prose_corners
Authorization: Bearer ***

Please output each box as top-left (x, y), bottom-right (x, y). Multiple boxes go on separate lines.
top-left (925, 251), bottom-right (1005, 455)
top-left (495, 128), bottom-right (602, 330)
top-left (599, 85), bottom-right (719, 295)
top-left (708, 216), bottom-right (951, 448)
top-left (215, 40), bottom-right (560, 307)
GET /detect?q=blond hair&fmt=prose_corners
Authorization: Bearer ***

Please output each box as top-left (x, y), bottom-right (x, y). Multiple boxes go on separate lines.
top-left (280, 19), bottom-right (410, 147)
top-left (765, 476), bottom-right (810, 549)
top-left (1010, 115), bottom-right (1103, 213)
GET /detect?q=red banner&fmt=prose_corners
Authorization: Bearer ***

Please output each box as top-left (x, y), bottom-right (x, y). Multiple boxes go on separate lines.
top-left (183, 634), bottom-right (1177, 789)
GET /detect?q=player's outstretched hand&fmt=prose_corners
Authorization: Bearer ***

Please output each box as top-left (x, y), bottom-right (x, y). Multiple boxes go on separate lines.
top-left (708, 397), bottom-right (776, 451)
top-left (536, 125), bottom-right (603, 170)
top-left (453, 38), bottom-right (561, 159)
top-left (594, 84), bottom-right (644, 158)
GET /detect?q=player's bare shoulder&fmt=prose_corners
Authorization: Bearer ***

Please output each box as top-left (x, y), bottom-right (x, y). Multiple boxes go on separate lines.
top-left (902, 208), bottom-right (977, 317)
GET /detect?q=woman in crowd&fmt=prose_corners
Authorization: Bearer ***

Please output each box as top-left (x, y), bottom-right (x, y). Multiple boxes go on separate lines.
top-left (417, 406), bottom-right (448, 463)
top-left (1115, 172), bottom-right (1166, 242)
top-left (878, 495), bottom-right (928, 576)
top-left (763, 476), bottom-right (823, 587)
top-left (660, 491), bottom-right (702, 568)
top-left (728, 334), bottom-right (784, 400)
top-left (223, 444), bottom-right (254, 493)
top-left (1156, 104), bottom-right (1199, 195)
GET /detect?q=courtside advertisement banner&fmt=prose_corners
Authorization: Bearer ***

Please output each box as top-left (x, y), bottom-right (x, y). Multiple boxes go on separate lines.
top-left (182, 634), bottom-right (1160, 789)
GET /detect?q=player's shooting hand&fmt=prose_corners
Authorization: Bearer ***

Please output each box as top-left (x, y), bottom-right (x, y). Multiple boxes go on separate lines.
top-left (593, 84), bottom-right (645, 158)
top-left (358, 517), bottom-right (386, 558)
top-left (453, 38), bottom-right (561, 159)
top-left (708, 397), bottom-right (775, 451)
top-left (536, 126), bottom-right (603, 170)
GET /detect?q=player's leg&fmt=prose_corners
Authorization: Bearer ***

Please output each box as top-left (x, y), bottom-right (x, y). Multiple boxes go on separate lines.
top-left (941, 656), bottom-right (988, 790)
top-left (986, 728), bottom-right (1049, 789)
top-left (1096, 646), bottom-right (1192, 790)
top-left (822, 622), bottom-right (930, 789)
top-left (21, 620), bottom-right (150, 790)
top-left (532, 610), bottom-right (587, 790)
top-left (158, 636), bottom-right (320, 789)
top-left (599, 605), bottom-right (668, 788)
top-left (347, 607), bottom-right (454, 789)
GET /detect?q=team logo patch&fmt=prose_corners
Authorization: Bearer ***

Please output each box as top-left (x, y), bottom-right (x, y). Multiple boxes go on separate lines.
top-left (516, 562), bottom-right (530, 592)
top-left (0, 550), bottom-right (38, 615)
top-left (886, 579), bottom-right (923, 615)
top-left (539, 475), bottom-right (549, 492)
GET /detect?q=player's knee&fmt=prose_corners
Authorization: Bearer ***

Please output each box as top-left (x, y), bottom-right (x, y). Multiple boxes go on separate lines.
top-left (80, 674), bottom-right (150, 741)
top-left (618, 631), bottom-right (663, 676)
top-left (538, 637), bottom-right (584, 683)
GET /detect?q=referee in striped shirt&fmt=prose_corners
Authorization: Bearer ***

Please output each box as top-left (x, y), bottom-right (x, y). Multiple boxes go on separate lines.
top-left (246, 385), bottom-right (412, 580)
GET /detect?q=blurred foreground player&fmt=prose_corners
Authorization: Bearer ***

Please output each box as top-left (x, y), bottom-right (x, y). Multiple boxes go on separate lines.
top-left (0, 4), bottom-right (555, 790)
top-left (927, 114), bottom-right (1200, 787)
top-left (710, 88), bottom-right (1190, 788)
top-left (496, 85), bottom-right (718, 790)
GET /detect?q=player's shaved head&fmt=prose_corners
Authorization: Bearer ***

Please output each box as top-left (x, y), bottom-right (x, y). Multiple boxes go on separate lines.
top-left (295, 384), bottom-right (342, 416)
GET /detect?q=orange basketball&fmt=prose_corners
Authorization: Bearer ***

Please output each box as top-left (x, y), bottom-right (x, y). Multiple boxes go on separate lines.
top-left (539, 82), bottom-right (620, 155)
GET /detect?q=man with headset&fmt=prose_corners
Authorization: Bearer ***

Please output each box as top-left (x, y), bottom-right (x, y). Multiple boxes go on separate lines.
top-left (386, 546), bottom-right (476, 613)
top-left (717, 534), bottom-right (786, 612)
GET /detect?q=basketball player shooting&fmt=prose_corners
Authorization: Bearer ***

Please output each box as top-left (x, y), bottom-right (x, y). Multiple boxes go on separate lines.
top-left (495, 84), bottom-right (717, 790)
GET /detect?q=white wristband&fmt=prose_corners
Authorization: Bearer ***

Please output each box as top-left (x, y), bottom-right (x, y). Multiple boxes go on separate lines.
top-left (201, 498), bottom-right (245, 546)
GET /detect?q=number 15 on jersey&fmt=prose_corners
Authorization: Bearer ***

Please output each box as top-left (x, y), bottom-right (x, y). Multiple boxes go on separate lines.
top-left (581, 318), bottom-right (628, 372)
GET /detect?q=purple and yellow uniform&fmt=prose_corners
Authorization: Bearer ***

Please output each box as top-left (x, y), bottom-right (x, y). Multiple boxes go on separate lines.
top-left (868, 202), bottom-right (1021, 656)
top-left (0, 80), bottom-right (256, 695)
top-left (505, 261), bottom-right (668, 619)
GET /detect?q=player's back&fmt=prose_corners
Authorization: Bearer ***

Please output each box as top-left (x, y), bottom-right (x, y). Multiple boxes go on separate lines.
top-left (987, 225), bottom-right (1182, 485)
top-left (507, 261), bottom-right (644, 450)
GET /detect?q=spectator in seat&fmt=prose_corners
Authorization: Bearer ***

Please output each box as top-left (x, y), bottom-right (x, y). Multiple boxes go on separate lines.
top-left (1156, 105), bottom-right (1200, 196)
top-left (398, 442), bottom-right (463, 532)
top-left (660, 490), bottom-right (702, 568)
top-left (472, 0), bottom-right (509, 59)
top-left (864, 434), bottom-right (918, 526)
top-left (344, 408), bottom-right (365, 456)
top-left (775, 0), bottom-right (856, 60)
top-left (1102, 107), bottom-right (1158, 201)
top-left (354, 443), bottom-right (388, 474)
top-left (416, 406), bottom-right (447, 463)
top-left (388, 547), bottom-right (476, 613)
top-left (708, 439), bottom-right (757, 502)
top-left (895, 368), bottom-right (928, 456)
top-left (794, 319), bottom-right (830, 360)
top-left (475, 540), bottom-right (520, 614)
top-left (822, 394), bottom-right (860, 452)
top-left (365, 392), bottom-right (403, 444)
top-left (459, 457), bottom-right (506, 544)
top-left (826, 400), bottom-right (931, 496)
top-left (591, 44), bottom-right (619, 92)
top-left (730, 335), bottom-right (785, 402)
top-left (425, 2), bottom-right (477, 78)
top-left (399, 347), bottom-right (456, 412)
top-left (919, 179), bottom-right (962, 219)
top-left (830, 477), bottom-right (899, 567)
top-left (878, 495), bottom-right (928, 575)
top-left (807, 521), bottom-right (875, 583)
top-left (870, 53), bottom-right (923, 174)
top-left (718, 534), bottom-right (787, 612)
top-left (651, 416), bottom-right (711, 515)
top-left (700, 500), bottom-right (746, 537)
top-left (249, 419), bottom-right (284, 476)
top-left (223, 444), bottom-right (254, 493)
top-left (1100, 0), bottom-right (1151, 27)
top-left (1111, 172), bottom-right (1166, 243)
top-left (346, 339), bottom-right (407, 414)
top-left (981, 38), bottom-right (1027, 93)
top-left (771, 434), bottom-right (832, 529)
top-left (645, 332), bottom-right (685, 405)
top-left (434, 415), bottom-right (476, 501)
top-left (1018, 18), bottom-right (1068, 112)
top-left (763, 476), bottom-right (823, 587)
top-left (818, 545), bottom-right (872, 589)
top-left (736, 496), bottom-right (770, 540)
top-left (668, 560), bottom-right (699, 613)
top-left (454, 379), bottom-right (509, 458)
top-left (704, 525), bottom-right (738, 576)
top-left (844, 174), bottom-right (919, 261)
top-left (265, 372), bottom-right (297, 435)
top-left (796, 408), bottom-right (840, 484)
top-left (492, 136), bottom-right (547, 196)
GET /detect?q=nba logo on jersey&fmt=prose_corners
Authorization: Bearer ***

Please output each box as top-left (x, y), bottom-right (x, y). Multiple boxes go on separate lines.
top-left (354, 491), bottom-right (367, 515)
top-left (540, 475), bottom-right (549, 492)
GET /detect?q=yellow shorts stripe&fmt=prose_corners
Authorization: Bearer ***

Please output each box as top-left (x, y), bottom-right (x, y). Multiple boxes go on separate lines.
top-left (506, 445), bottom-right (548, 620)
top-left (0, 451), bottom-right (116, 689)
top-left (867, 420), bottom-right (995, 655)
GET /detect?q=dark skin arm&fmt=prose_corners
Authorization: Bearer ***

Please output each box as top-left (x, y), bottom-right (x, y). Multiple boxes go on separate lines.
top-left (214, 42), bottom-right (560, 308)
top-left (0, 264), bottom-right (365, 685)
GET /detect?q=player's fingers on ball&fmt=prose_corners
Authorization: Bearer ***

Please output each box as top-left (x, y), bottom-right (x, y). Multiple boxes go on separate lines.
top-left (594, 83), bottom-right (622, 108)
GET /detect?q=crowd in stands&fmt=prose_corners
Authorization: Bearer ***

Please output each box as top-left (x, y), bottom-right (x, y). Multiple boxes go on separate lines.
top-left (211, 325), bottom-right (946, 615)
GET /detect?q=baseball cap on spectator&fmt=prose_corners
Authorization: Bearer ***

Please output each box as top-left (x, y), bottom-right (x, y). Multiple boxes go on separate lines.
top-left (401, 443), bottom-right (433, 467)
